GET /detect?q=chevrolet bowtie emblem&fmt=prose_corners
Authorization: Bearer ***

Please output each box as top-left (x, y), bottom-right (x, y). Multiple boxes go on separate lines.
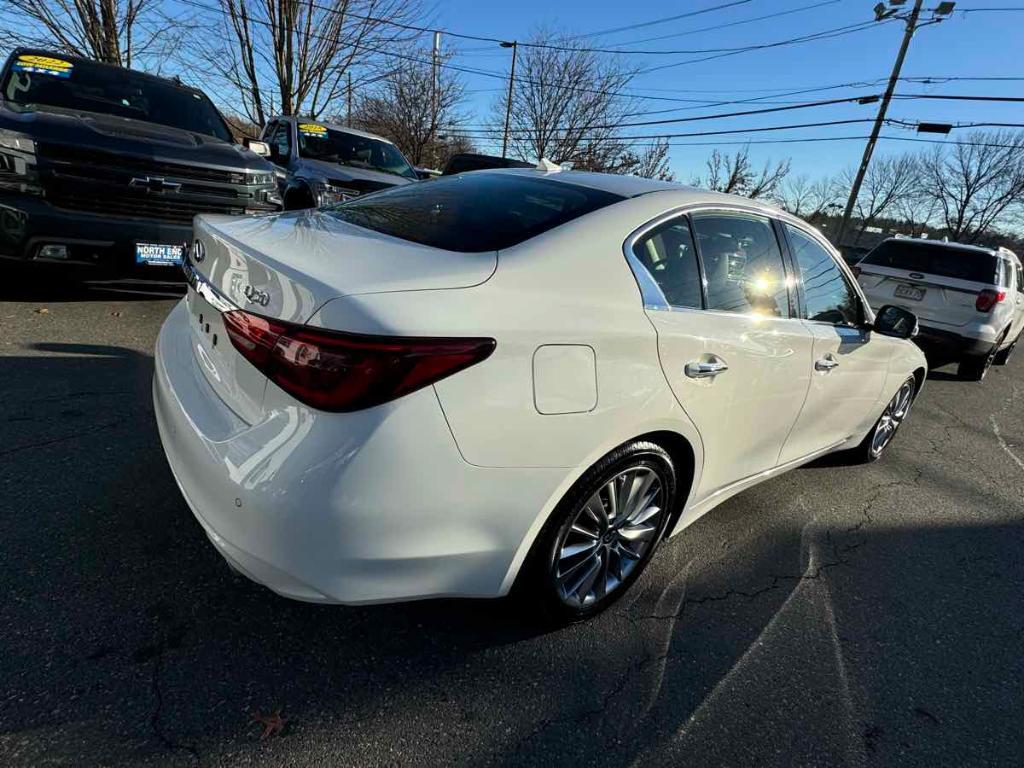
top-left (129, 176), bottom-right (182, 193)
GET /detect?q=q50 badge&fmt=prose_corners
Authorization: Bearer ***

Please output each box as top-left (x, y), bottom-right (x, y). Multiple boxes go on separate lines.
top-left (243, 285), bottom-right (270, 307)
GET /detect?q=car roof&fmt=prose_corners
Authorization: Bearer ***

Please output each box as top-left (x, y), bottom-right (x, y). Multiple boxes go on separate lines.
top-left (483, 167), bottom-right (792, 215)
top-left (275, 116), bottom-right (396, 145)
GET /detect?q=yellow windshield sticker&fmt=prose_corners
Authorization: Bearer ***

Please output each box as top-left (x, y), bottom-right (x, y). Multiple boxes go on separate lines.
top-left (14, 54), bottom-right (74, 78)
top-left (298, 123), bottom-right (327, 135)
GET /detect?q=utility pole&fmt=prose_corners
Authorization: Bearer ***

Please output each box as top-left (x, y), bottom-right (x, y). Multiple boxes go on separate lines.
top-left (501, 41), bottom-right (518, 159)
top-left (346, 71), bottom-right (352, 126)
top-left (837, 0), bottom-right (928, 246)
top-left (432, 31), bottom-right (441, 169)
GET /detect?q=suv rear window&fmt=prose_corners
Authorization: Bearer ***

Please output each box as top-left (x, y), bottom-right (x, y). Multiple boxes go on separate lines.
top-left (327, 173), bottom-right (624, 252)
top-left (861, 241), bottom-right (999, 284)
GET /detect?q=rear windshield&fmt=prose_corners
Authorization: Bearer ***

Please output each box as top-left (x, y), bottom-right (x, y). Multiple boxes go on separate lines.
top-left (327, 172), bottom-right (625, 252)
top-left (3, 53), bottom-right (233, 142)
top-left (861, 241), bottom-right (1000, 284)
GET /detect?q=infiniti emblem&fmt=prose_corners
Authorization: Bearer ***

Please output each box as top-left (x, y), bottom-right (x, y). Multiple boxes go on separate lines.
top-left (192, 239), bottom-right (206, 263)
top-left (244, 284), bottom-right (271, 307)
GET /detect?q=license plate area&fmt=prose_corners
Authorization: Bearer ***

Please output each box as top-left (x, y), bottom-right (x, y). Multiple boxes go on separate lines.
top-left (894, 284), bottom-right (925, 301)
top-left (185, 288), bottom-right (266, 424)
top-left (136, 242), bottom-right (185, 266)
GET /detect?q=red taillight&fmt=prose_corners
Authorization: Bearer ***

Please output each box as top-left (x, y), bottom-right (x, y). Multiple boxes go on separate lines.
top-left (975, 289), bottom-right (1007, 313)
top-left (222, 310), bottom-right (495, 412)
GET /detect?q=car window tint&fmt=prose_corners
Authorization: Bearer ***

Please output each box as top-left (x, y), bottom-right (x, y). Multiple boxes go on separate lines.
top-left (785, 224), bottom-right (860, 326)
top-left (328, 173), bottom-right (625, 252)
top-left (632, 218), bottom-right (702, 309)
top-left (269, 123), bottom-right (290, 157)
top-left (691, 212), bottom-right (790, 318)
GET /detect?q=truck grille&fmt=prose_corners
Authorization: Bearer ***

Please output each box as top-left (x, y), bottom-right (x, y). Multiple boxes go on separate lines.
top-left (37, 143), bottom-right (246, 185)
top-left (47, 189), bottom-right (247, 225)
top-left (36, 142), bottom-right (270, 224)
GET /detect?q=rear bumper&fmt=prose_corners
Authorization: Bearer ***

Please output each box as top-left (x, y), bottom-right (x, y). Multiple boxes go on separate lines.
top-left (0, 189), bottom-right (191, 270)
top-left (915, 324), bottom-right (995, 357)
top-left (153, 299), bottom-right (566, 604)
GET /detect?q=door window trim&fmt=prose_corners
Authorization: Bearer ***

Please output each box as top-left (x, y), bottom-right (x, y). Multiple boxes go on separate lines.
top-left (623, 202), bottom-right (801, 321)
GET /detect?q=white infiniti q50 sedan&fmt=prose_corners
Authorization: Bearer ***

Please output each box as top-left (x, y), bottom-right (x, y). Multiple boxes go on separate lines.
top-left (153, 167), bottom-right (926, 621)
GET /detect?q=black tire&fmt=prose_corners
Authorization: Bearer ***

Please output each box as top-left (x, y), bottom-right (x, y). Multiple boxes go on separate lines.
top-left (284, 186), bottom-right (315, 211)
top-left (846, 375), bottom-right (917, 464)
top-left (958, 344), bottom-right (999, 381)
top-left (517, 441), bottom-right (677, 625)
top-left (994, 336), bottom-right (1017, 366)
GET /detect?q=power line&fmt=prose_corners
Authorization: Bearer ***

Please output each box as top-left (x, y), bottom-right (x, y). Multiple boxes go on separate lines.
top-left (577, 0), bottom-right (755, 38)
top-left (894, 93), bottom-right (1024, 103)
top-left (449, 118), bottom-right (876, 142)
top-left (453, 94), bottom-right (883, 135)
top-left (608, 0), bottom-right (843, 46)
top-left (635, 19), bottom-right (892, 75)
top-left (175, 0), bottom-right (892, 108)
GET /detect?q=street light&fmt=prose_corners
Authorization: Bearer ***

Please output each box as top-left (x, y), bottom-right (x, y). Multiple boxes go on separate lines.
top-left (934, 2), bottom-right (956, 16)
top-left (500, 41), bottom-right (518, 159)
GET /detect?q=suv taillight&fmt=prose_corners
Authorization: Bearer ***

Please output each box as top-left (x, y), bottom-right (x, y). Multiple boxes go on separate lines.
top-left (975, 289), bottom-right (1006, 313)
top-left (222, 310), bottom-right (495, 412)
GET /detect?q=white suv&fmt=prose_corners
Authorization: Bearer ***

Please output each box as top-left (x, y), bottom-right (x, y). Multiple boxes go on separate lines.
top-left (856, 238), bottom-right (1024, 380)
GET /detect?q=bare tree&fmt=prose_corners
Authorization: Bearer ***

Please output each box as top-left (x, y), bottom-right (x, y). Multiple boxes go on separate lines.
top-left (194, 0), bottom-right (421, 128)
top-left (0, 0), bottom-right (174, 67)
top-left (775, 174), bottom-right (840, 222)
top-left (892, 187), bottom-right (937, 238)
top-left (493, 31), bottom-right (642, 172)
top-left (350, 53), bottom-right (468, 167)
top-left (695, 147), bottom-right (790, 199)
top-left (839, 153), bottom-right (919, 243)
top-left (626, 139), bottom-right (675, 181)
top-left (918, 130), bottom-right (1024, 243)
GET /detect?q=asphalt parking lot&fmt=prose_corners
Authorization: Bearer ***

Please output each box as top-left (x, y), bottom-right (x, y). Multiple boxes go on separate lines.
top-left (1, 268), bottom-right (1022, 767)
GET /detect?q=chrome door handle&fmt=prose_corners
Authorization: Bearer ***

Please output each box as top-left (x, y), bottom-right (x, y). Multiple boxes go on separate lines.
top-left (815, 355), bottom-right (840, 372)
top-left (685, 359), bottom-right (729, 379)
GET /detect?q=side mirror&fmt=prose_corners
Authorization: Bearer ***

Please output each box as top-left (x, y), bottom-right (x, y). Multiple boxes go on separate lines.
top-left (873, 305), bottom-right (919, 339)
top-left (246, 140), bottom-right (271, 158)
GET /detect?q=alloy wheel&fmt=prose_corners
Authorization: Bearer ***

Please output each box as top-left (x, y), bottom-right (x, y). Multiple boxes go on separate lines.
top-left (870, 379), bottom-right (915, 457)
top-left (554, 466), bottom-right (665, 608)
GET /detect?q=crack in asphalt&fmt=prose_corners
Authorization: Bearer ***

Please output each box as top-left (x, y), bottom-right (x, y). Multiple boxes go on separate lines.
top-left (504, 470), bottom-right (924, 759)
top-left (148, 652), bottom-right (201, 766)
top-left (0, 421), bottom-right (123, 457)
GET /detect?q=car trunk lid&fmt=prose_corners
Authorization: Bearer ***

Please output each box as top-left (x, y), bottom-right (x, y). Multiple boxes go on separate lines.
top-left (185, 210), bottom-right (497, 421)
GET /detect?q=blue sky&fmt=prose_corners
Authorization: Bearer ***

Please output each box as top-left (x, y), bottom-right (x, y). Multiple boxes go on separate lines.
top-left (427, 0), bottom-right (1023, 180)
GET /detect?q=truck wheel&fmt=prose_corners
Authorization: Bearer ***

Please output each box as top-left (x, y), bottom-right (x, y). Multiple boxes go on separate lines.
top-left (284, 188), bottom-right (315, 210)
top-left (958, 347), bottom-right (997, 381)
top-left (994, 336), bottom-right (1018, 366)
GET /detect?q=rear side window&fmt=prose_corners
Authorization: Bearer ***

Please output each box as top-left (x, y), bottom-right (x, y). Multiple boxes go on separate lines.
top-left (861, 241), bottom-right (999, 284)
top-left (327, 173), bottom-right (624, 252)
top-left (691, 212), bottom-right (791, 318)
top-left (632, 218), bottom-right (702, 309)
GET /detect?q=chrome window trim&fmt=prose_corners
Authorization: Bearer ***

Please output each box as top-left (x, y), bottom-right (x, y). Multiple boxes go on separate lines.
top-left (622, 202), bottom-right (806, 324)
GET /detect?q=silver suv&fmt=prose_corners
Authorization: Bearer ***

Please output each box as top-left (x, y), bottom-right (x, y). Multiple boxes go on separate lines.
top-left (856, 238), bottom-right (1024, 380)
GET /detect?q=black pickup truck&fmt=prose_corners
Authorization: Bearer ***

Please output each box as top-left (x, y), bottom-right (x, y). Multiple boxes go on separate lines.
top-left (0, 49), bottom-right (281, 271)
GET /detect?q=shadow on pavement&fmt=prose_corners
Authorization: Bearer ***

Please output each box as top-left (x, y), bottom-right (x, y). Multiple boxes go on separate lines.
top-left (0, 262), bottom-right (185, 303)
top-left (0, 343), bottom-right (1022, 767)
